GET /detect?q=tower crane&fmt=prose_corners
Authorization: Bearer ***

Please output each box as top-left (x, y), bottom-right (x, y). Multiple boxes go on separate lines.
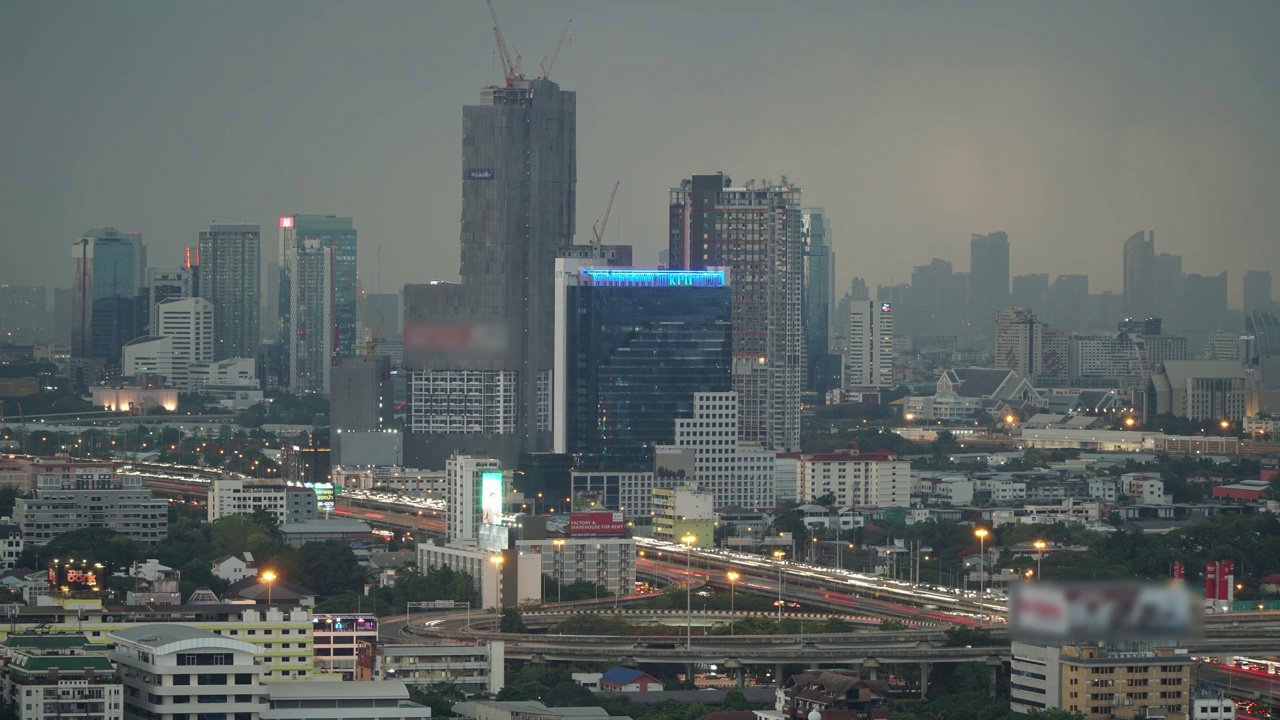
top-left (540, 20), bottom-right (571, 80)
top-left (353, 277), bottom-right (385, 362)
top-left (487, 0), bottom-right (522, 86)
top-left (591, 181), bottom-right (620, 254)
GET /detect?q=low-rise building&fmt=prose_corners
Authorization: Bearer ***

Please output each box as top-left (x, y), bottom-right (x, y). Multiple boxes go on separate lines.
top-left (261, 678), bottom-right (431, 720)
top-left (775, 670), bottom-right (890, 720)
top-left (110, 624), bottom-right (267, 720)
top-left (360, 640), bottom-right (504, 695)
top-left (0, 632), bottom-right (122, 720)
top-left (207, 475), bottom-right (318, 525)
top-left (0, 525), bottom-right (23, 572)
top-left (14, 472), bottom-right (167, 546)
top-left (312, 614), bottom-right (379, 680)
top-left (1011, 641), bottom-right (1192, 719)
top-left (211, 552), bottom-right (258, 583)
top-left (652, 485), bottom-right (715, 547)
top-left (598, 667), bottom-right (663, 692)
top-left (513, 537), bottom-right (636, 599)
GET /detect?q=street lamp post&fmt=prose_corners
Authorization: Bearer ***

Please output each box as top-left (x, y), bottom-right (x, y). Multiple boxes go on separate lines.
top-left (727, 571), bottom-right (739, 636)
top-left (552, 538), bottom-right (566, 604)
top-left (1033, 540), bottom-right (1046, 581)
top-left (260, 570), bottom-right (276, 606)
top-left (974, 528), bottom-right (989, 597)
top-left (681, 534), bottom-right (698, 649)
top-left (773, 549), bottom-right (786, 620)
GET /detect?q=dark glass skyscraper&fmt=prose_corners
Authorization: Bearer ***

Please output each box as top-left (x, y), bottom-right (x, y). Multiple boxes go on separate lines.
top-left (553, 265), bottom-right (732, 470)
top-left (71, 227), bottom-right (145, 373)
top-left (968, 231), bottom-right (1010, 335)
top-left (278, 214), bottom-right (358, 386)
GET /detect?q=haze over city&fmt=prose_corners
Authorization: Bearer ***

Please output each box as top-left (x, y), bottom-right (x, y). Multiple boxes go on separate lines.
top-left (3, 0), bottom-right (1279, 298)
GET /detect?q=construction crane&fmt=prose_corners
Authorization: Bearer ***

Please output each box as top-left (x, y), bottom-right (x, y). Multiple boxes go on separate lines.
top-left (591, 181), bottom-right (620, 254)
top-left (353, 277), bottom-right (385, 362)
top-left (540, 20), bottom-right (571, 80)
top-left (487, 0), bottom-right (522, 86)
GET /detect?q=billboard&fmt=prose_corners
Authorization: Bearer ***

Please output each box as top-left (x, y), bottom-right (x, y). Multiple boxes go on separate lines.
top-left (289, 480), bottom-right (338, 510)
top-left (570, 511), bottom-right (626, 537)
top-left (481, 471), bottom-right (504, 526)
top-left (466, 168), bottom-right (495, 180)
top-left (48, 559), bottom-right (108, 597)
top-left (1009, 582), bottom-right (1201, 643)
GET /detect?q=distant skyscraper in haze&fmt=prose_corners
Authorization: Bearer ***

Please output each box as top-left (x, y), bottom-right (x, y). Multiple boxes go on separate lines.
top-left (802, 208), bottom-right (835, 391)
top-left (71, 228), bottom-right (145, 372)
top-left (995, 306), bottom-right (1067, 383)
top-left (553, 262), bottom-right (732, 470)
top-left (843, 299), bottom-right (895, 394)
top-left (669, 173), bottom-right (804, 451)
top-left (1153, 252), bottom-right (1184, 323)
top-left (0, 286), bottom-right (47, 345)
top-left (1181, 271), bottom-right (1228, 330)
top-left (403, 76), bottom-right (578, 469)
top-left (1047, 275), bottom-right (1088, 333)
top-left (277, 214), bottom-right (358, 383)
top-left (1244, 270), bottom-right (1272, 314)
top-left (1123, 230), bottom-right (1156, 319)
top-left (197, 223), bottom-right (260, 361)
top-left (286, 238), bottom-right (336, 393)
top-left (968, 232), bottom-right (1010, 335)
top-left (1011, 274), bottom-right (1050, 316)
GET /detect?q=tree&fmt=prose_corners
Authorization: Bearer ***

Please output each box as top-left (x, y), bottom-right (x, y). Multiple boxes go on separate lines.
top-left (544, 680), bottom-right (596, 708)
top-left (499, 607), bottom-right (527, 633)
top-left (296, 540), bottom-right (366, 596)
top-left (721, 689), bottom-right (749, 711)
top-left (0, 486), bottom-right (24, 517)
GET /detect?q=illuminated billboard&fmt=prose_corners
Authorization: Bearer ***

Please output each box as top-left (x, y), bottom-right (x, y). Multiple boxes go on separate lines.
top-left (1009, 582), bottom-right (1201, 643)
top-left (481, 471), bottom-right (504, 526)
top-left (289, 481), bottom-right (338, 510)
top-left (48, 559), bottom-right (108, 597)
top-left (570, 511), bottom-right (626, 537)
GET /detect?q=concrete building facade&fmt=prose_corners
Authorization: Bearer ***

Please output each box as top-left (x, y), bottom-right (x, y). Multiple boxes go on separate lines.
top-left (197, 223), bottom-right (261, 361)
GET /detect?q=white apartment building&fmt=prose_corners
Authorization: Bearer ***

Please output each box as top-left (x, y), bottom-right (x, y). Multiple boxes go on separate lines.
top-left (514, 537), bottom-right (636, 598)
top-left (658, 392), bottom-right (776, 510)
top-left (370, 640), bottom-right (504, 695)
top-left (1, 632), bottom-right (123, 720)
top-left (446, 455), bottom-right (503, 543)
top-left (311, 614), bottom-right (379, 680)
top-left (0, 525), bottom-right (23, 572)
top-left (1010, 641), bottom-right (1061, 714)
top-left (844, 299), bottom-right (894, 391)
top-left (110, 625), bottom-right (266, 720)
top-left (1120, 473), bottom-right (1171, 505)
top-left (569, 471), bottom-right (658, 519)
top-left (416, 544), bottom-right (541, 609)
top-left (14, 473), bottom-right (167, 546)
top-left (803, 448), bottom-right (910, 508)
top-left (155, 296), bottom-right (215, 389)
top-left (207, 476), bottom-right (317, 526)
top-left (121, 335), bottom-right (177, 383)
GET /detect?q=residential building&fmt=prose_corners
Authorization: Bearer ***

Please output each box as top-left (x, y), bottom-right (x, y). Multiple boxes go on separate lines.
top-left (802, 448), bottom-right (910, 508)
top-left (668, 173), bottom-right (804, 452)
top-left (311, 614), bottom-right (379, 680)
top-left (803, 208), bottom-right (836, 392)
top-left (261, 679), bottom-right (430, 720)
top-left (445, 455), bottom-right (503, 544)
top-left (652, 485), bottom-right (715, 546)
top-left (285, 237), bottom-right (336, 393)
top-left (1145, 360), bottom-right (1247, 422)
top-left (360, 639), bottom-right (504, 694)
top-left (552, 263), bottom-right (732, 471)
top-left (197, 223), bottom-right (261, 361)
top-left (402, 76), bottom-right (578, 469)
top-left (0, 632), bottom-right (122, 720)
top-left (14, 472), bottom-right (167, 546)
top-left (416, 544), bottom-right (540, 609)
top-left (1061, 643), bottom-right (1190, 719)
top-left (1009, 640), bottom-right (1061, 713)
top-left (843, 299), bottom-right (895, 394)
top-left (277, 215), bottom-right (358, 382)
top-left (1123, 230), bottom-right (1156, 320)
top-left (656, 392), bottom-right (776, 510)
top-left (513, 537), bottom-right (635, 598)
top-left (995, 307), bottom-right (1067, 384)
top-left (598, 667), bottom-right (663, 692)
top-left (969, 231), bottom-right (1011, 336)
top-left (207, 476), bottom-right (317, 526)
top-left (210, 552), bottom-right (257, 583)
top-left (110, 624), bottom-right (267, 720)
top-left (0, 525), bottom-right (22, 571)
top-left (776, 670), bottom-right (890, 720)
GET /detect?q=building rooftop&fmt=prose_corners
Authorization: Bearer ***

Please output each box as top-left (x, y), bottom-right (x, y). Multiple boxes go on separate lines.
top-left (266, 679), bottom-right (410, 701)
top-left (3, 633), bottom-right (93, 650)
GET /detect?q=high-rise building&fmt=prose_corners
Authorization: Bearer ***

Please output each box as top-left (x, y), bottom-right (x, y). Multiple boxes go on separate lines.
top-left (197, 223), bottom-right (260, 361)
top-left (445, 455), bottom-right (503, 544)
top-left (1153, 251), bottom-right (1184, 322)
top-left (843, 299), bottom-right (895, 392)
top-left (1047, 275), bottom-right (1088, 333)
top-left (802, 208), bottom-right (835, 391)
top-left (968, 231), bottom-right (1010, 335)
top-left (144, 267), bottom-right (192, 334)
top-left (553, 263), bottom-right (731, 470)
top-left (1011, 274), bottom-right (1050, 316)
top-left (155, 297), bottom-right (215, 389)
top-left (1123, 230), bottom-right (1156, 319)
top-left (403, 77), bottom-right (577, 469)
top-left (668, 174), bottom-right (804, 451)
top-left (1243, 270), bottom-right (1272, 314)
top-left (1180, 271), bottom-right (1228, 330)
top-left (331, 355), bottom-right (396, 467)
top-left (995, 307), bottom-right (1068, 383)
top-left (277, 214), bottom-right (358, 378)
top-left (656, 391), bottom-right (776, 510)
top-left (0, 285), bottom-right (47, 345)
top-left (71, 228), bottom-right (145, 371)
top-left (286, 237), bottom-right (336, 393)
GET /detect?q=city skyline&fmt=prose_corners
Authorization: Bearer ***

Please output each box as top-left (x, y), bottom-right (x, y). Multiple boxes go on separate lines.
top-left (3, 1), bottom-right (1279, 303)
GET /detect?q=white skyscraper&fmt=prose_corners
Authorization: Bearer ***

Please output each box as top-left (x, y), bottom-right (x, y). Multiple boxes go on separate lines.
top-left (445, 454), bottom-right (503, 544)
top-left (844, 299), bottom-right (894, 391)
top-left (155, 296), bottom-right (214, 389)
top-left (287, 237), bottom-right (336, 393)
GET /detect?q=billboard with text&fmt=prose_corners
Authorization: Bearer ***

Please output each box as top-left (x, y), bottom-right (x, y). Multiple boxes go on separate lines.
top-left (1010, 581), bottom-right (1201, 643)
top-left (570, 511), bottom-right (626, 537)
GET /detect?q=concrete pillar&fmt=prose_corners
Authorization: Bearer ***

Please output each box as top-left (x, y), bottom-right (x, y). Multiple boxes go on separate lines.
top-left (687, 663), bottom-right (695, 687)
top-left (920, 662), bottom-right (929, 698)
top-left (737, 671), bottom-right (746, 689)
top-left (986, 657), bottom-right (1002, 698)
top-left (776, 663), bottom-right (784, 685)
top-left (862, 658), bottom-right (880, 681)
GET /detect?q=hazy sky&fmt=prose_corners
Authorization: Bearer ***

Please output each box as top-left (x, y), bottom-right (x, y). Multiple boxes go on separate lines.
top-left (3, 0), bottom-right (1278, 304)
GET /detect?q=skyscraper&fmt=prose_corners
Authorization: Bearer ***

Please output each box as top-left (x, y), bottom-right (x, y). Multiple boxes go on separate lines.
top-left (1011, 274), bottom-right (1050, 316)
top-left (802, 208), bottom-right (835, 391)
top-left (844, 299), bottom-right (895, 394)
top-left (1153, 252), bottom-right (1184, 322)
top-left (668, 173), bottom-right (804, 451)
top-left (0, 286), bottom-right (47, 345)
top-left (286, 238), bottom-right (336, 393)
top-left (995, 307), bottom-right (1068, 383)
top-left (553, 263), bottom-right (732, 470)
top-left (145, 267), bottom-right (193, 334)
top-left (403, 77), bottom-right (576, 468)
top-left (1047, 275), bottom-right (1088, 333)
top-left (71, 228), bottom-right (145, 371)
top-left (1123, 230), bottom-right (1156, 319)
top-left (1244, 270), bottom-right (1273, 314)
top-left (968, 231), bottom-right (1010, 335)
top-left (197, 223), bottom-right (260, 361)
top-left (278, 214), bottom-right (358, 380)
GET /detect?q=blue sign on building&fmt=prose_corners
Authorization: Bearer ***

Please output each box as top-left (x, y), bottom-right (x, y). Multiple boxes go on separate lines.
top-left (466, 168), bottom-right (495, 180)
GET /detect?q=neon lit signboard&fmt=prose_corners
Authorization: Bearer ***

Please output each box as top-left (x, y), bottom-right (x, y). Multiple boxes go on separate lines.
top-left (481, 471), bottom-right (504, 526)
top-left (582, 269), bottom-right (726, 288)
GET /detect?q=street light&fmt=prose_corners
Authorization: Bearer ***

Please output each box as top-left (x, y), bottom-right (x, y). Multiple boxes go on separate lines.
top-left (727, 571), bottom-right (740, 636)
top-left (552, 539), bottom-right (566, 604)
top-left (260, 570), bottom-right (277, 605)
top-left (974, 528), bottom-right (989, 597)
top-left (773, 549), bottom-right (786, 620)
top-left (1033, 540), bottom-right (1047, 581)
top-left (681, 534), bottom-right (698, 649)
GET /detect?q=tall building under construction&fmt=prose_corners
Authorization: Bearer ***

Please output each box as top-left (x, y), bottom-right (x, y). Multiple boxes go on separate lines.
top-left (668, 174), bottom-right (804, 451)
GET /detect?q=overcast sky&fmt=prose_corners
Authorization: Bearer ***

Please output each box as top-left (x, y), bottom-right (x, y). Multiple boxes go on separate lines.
top-left (3, 0), bottom-right (1278, 304)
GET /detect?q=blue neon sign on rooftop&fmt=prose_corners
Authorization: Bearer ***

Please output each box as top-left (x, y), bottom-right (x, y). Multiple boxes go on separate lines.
top-left (581, 268), bottom-right (726, 288)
